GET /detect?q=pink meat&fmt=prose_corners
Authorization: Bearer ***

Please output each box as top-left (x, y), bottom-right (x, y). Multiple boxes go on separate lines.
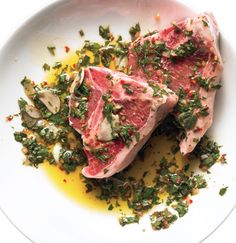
top-left (128, 13), bottom-right (223, 154)
top-left (69, 66), bottom-right (178, 178)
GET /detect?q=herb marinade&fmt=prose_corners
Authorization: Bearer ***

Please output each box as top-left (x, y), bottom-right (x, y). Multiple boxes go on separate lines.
top-left (12, 24), bottom-right (226, 230)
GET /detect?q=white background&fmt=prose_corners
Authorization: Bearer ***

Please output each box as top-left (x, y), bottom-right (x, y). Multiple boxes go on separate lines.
top-left (0, 0), bottom-right (235, 242)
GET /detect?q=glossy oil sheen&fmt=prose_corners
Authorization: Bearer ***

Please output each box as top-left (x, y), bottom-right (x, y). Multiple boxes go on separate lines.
top-left (42, 134), bottom-right (189, 213)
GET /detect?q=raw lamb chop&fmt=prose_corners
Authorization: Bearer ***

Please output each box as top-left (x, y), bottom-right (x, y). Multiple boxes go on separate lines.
top-left (128, 13), bottom-right (223, 154)
top-left (69, 66), bottom-right (178, 178)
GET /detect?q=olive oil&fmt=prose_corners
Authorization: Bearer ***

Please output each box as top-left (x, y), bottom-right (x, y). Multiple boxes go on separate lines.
top-left (42, 133), bottom-right (188, 213)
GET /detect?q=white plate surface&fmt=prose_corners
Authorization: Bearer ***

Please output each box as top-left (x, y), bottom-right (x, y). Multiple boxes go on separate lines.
top-left (0, 1), bottom-right (236, 243)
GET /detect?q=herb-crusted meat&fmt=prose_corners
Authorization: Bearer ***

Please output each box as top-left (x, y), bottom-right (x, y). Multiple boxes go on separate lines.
top-left (128, 13), bottom-right (223, 154)
top-left (69, 67), bottom-right (178, 178)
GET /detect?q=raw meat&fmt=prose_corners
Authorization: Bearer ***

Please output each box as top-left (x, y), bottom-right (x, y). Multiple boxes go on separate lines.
top-left (69, 66), bottom-right (178, 178)
top-left (128, 13), bottom-right (223, 154)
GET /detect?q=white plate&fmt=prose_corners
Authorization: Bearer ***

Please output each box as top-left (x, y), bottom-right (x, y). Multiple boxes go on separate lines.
top-left (0, 0), bottom-right (236, 242)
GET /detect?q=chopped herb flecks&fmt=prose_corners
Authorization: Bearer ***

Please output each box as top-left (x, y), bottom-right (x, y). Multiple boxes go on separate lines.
top-left (99, 25), bottom-right (112, 40)
top-left (79, 29), bottom-right (85, 37)
top-left (119, 215), bottom-right (139, 226)
top-left (196, 75), bottom-right (221, 91)
top-left (47, 45), bottom-right (56, 56)
top-left (102, 94), bottom-right (114, 123)
top-left (129, 23), bottom-right (141, 41)
top-left (133, 40), bottom-right (166, 73)
top-left (14, 133), bottom-right (52, 166)
top-left (52, 62), bottom-right (62, 69)
top-left (43, 63), bottom-right (50, 71)
top-left (177, 111), bottom-right (197, 130)
top-left (171, 40), bottom-right (197, 58)
top-left (92, 147), bottom-right (111, 163)
top-left (150, 209), bottom-right (177, 230)
top-left (173, 201), bottom-right (188, 217)
top-left (59, 149), bottom-right (87, 173)
top-left (202, 19), bottom-right (208, 27)
top-left (119, 124), bottom-right (139, 147)
top-left (219, 187), bottom-right (228, 196)
top-left (123, 84), bottom-right (133, 94)
top-left (71, 98), bottom-right (88, 119)
top-left (193, 136), bottom-right (222, 170)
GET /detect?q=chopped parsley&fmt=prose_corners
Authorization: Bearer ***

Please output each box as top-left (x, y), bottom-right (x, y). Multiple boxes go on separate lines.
top-left (78, 55), bottom-right (90, 67)
top-left (59, 149), bottom-right (87, 173)
top-left (71, 98), bottom-right (88, 119)
top-left (173, 201), bottom-right (188, 217)
top-left (43, 63), bottom-right (50, 71)
top-left (119, 124), bottom-right (139, 147)
top-left (171, 40), bottom-right (197, 58)
top-left (177, 111), bottom-right (197, 130)
top-left (52, 62), bottom-right (62, 69)
top-left (122, 84), bottom-right (133, 94)
top-left (172, 23), bottom-right (182, 33)
top-left (133, 40), bottom-right (166, 72)
top-left (82, 41), bottom-right (101, 53)
top-left (219, 186), bottom-right (228, 196)
top-left (196, 75), bottom-right (221, 91)
top-left (102, 94), bottom-right (114, 123)
top-left (150, 209), bottom-right (177, 230)
top-left (128, 186), bottom-right (158, 211)
top-left (184, 30), bottom-right (193, 36)
top-left (119, 215), bottom-right (139, 226)
top-left (47, 45), bottom-right (56, 56)
top-left (108, 204), bottom-right (114, 211)
top-left (99, 25), bottom-right (112, 40)
top-left (39, 127), bottom-right (59, 144)
top-left (74, 80), bottom-right (90, 97)
top-left (193, 136), bottom-right (222, 170)
top-left (106, 73), bottom-right (113, 80)
top-left (202, 19), bottom-right (208, 27)
top-left (14, 132), bottom-right (27, 142)
top-left (197, 106), bottom-right (209, 117)
top-left (54, 72), bottom-right (71, 94)
top-left (148, 81), bottom-right (163, 97)
top-left (100, 47), bottom-right (113, 67)
top-left (14, 133), bottom-right (52, 167)
top-left (79, 29), bottom-right (85, 37)
top-left (155, 157), bottom-right (207, 203)
top-left (91, 147), bottom-right (111, 162)
top-left (21, 77), bottom-right (35, 97)
top-left (18, 97), bottom-right (27, 111)
top-left (129, 23), bottom-right (141, 41)
top-left (196, 75), bottom-right (211, 91)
